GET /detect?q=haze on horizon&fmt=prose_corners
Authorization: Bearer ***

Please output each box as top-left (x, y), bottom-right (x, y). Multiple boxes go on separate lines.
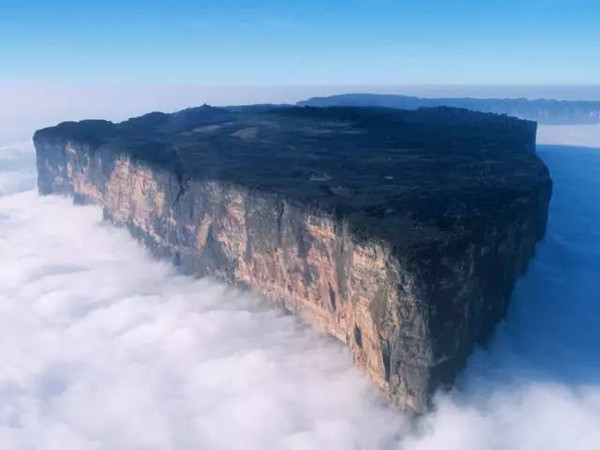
top-left (1, 1), bottom-right (600, 449)
top-left (2, 2), bottom-right (599, 141)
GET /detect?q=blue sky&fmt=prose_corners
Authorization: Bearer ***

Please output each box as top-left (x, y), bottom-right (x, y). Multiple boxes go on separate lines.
top-left (1, 0), bottom-right (599, 85)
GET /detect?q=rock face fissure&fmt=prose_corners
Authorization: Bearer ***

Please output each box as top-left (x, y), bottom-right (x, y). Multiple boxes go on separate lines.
top-left (34, 105), bottom-right (552, 413)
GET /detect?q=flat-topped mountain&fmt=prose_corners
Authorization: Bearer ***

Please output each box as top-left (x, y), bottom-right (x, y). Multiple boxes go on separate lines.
top-left (298, 93), bottom-right (600, 124)
top-left (35, 106), bottom-right (542, 246)
top-left (34, 105), bottom-right (552, 413)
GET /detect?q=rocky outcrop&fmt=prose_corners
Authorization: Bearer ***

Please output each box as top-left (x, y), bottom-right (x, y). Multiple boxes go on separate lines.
top-left (34, 105), bottom-right (552, 413)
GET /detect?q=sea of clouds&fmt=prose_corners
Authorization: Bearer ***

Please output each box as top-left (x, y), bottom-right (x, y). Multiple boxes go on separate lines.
top-left (0, 142), bottom-right (408, 449)
top-left (0, 123), bottom-right (599, 449)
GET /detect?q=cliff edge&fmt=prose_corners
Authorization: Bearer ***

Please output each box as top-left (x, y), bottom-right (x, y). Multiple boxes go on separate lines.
top-left (34, 105), bottom-right (552, 413)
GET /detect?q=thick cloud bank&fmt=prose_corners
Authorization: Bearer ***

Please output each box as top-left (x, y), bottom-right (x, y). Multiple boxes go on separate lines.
top-left (0, 135), bottom-right (599, 449)
top-left (0, 147), bottom-right (405, 448)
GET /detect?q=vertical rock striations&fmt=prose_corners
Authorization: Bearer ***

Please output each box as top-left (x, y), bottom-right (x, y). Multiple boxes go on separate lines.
top-left (34, 106), bottom-right (552, 413)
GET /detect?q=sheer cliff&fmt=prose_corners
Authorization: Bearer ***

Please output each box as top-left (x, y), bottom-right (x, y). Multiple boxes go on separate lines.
top-left (34, 105), bottom-right (552, 413)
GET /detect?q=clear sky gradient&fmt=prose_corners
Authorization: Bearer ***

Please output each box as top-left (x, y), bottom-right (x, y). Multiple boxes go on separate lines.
top-left (1, 0), bottom-right (599, 85)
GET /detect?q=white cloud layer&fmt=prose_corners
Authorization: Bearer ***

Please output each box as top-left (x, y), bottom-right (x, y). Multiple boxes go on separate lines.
top-left (0, 147), bottom-right (407, 449)
top-left (0, 128), bottom-right (599, 449)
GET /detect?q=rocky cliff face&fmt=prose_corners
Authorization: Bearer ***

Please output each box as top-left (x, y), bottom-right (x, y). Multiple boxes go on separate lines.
top-left (34, 106), bottom-right (552, 413)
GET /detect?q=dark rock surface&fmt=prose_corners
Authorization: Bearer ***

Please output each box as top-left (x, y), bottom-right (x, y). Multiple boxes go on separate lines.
top-left (298, 93), bottom-right (600, 124)
top-left (34, 105), bottom-right (552, 413)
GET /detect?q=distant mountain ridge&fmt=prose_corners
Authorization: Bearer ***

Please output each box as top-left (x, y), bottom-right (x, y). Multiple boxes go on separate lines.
top-left (34, 105), bottom-right (550, 413)
top-left (297, 93), bottom-right (600, 124)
